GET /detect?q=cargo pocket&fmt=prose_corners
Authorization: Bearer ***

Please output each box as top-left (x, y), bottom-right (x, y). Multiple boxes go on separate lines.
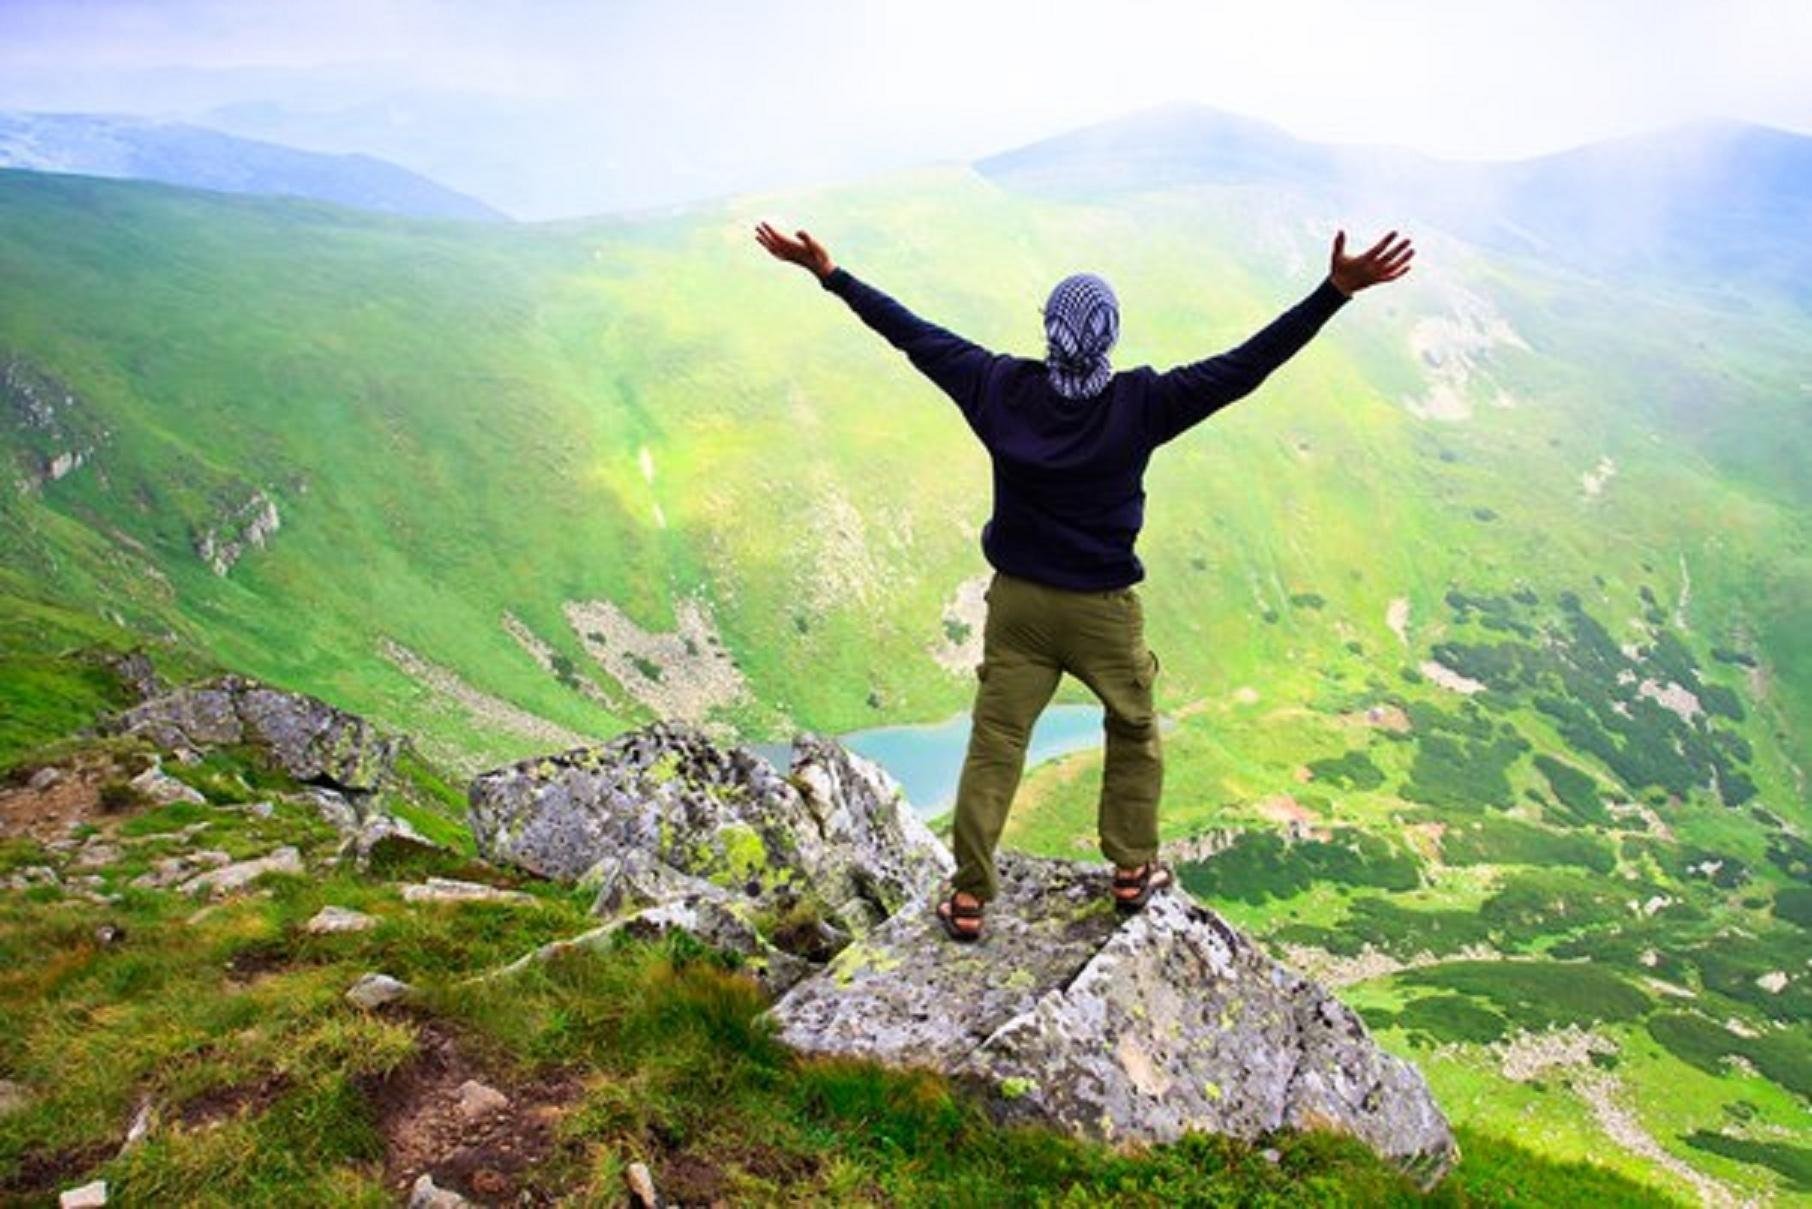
top-left (1133, 648), bottom-right (1160, 690)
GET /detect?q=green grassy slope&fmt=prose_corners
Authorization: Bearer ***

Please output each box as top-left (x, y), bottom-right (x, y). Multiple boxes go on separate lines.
top-left (2, 161), bottom-right (1809, 1199)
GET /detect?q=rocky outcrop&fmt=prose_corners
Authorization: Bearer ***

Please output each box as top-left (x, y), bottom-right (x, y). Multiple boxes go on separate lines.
top-left (469, 722), bottom-right (1451, 1177)
top-left (766, 851), bottom-right (1456, 1183)
top-left (3, 353), bottom-right (108, 495)
top-left (104, 675), bottom-right (401, 794)
top-left (193, 488), bottom-right (281, 576)
top-left (467, 721), bottom-right (951, 938)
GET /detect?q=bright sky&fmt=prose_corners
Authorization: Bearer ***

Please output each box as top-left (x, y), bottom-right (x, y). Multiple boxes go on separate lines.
top-left (3, 0), bottom-right (1809, 215)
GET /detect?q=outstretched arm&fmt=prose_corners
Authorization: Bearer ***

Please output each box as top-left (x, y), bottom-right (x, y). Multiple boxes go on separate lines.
top-left (1149, 229), bottom-right (1414, 446)
top-left (755, 221), bottom-right (997, 419)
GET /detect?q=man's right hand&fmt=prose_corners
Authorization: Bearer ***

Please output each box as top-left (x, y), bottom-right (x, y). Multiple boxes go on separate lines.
top-left (755, 221), bottom-right (836, 281)
top-left (1329, 229), bottom-right (1414, 296)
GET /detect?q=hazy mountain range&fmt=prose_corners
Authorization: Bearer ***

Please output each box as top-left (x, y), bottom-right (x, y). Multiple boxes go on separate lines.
top-left (0, 111), bottom-right (503, 221)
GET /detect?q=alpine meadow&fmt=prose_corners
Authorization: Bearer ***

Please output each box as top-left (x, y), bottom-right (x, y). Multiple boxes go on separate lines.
top-left (2, 93), bottom-right (1810, 1205)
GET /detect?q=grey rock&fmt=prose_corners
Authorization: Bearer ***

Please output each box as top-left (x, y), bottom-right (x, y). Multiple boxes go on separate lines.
top-left (468, 721), bottom-right (950, 938)
top-left (304, 905), bottom-right (378, 935)
top-left (335, 811), bottom-right (443, 872)
top-left (179, 846), bottom-right (303, 897)
top-left (346, 972), bottom-right (412, 1010)
top-left (73, 840), bottom-right (123, 870)
top-left (128, 762), bottom-right (204, 806)
top-left (482, 891), bottom-right (812, 996)
top-left (401, 877), bottom-right (532, 906)
top-left (582, 847), bottom-right (734, 918)
top-left (119, 1096), bottom-right (153, 1154)
top-left (59, 1181), bottom-right (107, 1209)
top-left (407, 1172), bottom-right (470, 1208)
top-left (301, 786), bottom-right (360, 832)
top-left (455, 1079), bottom-right (509, 1121)
top-left (99, 649), bottom-right (163, 703)
top-left (766, 851), bottom-right (1455, 1181)
top-left (27, 765), bottom-right (62, 791)
top-left (6, 865), bottom-right (60, 889)
top-left (789, 733), bottom-right (955, 930)
top-left (625, 1161), bottom-right (659, 1209)
top-left (131, 850), bottom-right (231, 890)
top-left (608, 893), bottom-right (814, 994)
top-left (106, 674), bottom-right (400, 793)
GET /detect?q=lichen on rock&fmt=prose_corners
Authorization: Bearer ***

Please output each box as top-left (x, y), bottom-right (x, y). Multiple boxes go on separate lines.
top-left (767, 850), bottom-right (1457, 1183)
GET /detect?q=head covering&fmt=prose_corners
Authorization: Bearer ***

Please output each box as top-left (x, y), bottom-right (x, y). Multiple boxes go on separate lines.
top-left (1042, 272), bottom-right (1119, 400)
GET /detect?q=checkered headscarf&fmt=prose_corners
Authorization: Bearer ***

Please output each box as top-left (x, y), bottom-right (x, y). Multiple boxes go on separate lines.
top-left (1042, 272), bottom-right (1119, 400)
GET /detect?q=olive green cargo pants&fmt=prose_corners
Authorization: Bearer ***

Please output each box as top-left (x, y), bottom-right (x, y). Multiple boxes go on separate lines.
top-left (949, 570), bottom-right (1162, 902)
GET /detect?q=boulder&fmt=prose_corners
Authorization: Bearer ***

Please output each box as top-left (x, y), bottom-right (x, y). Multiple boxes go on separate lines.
top-left (401, 877), bottom-right (531, 906)
top-left (178, 846), bottom-right (304, 897)
top-left (128, 761), bottom-right (205, 806)
top-left (346, 972), bottom-right (412, 1009)
top-left (335, 811), bottom-right (442, 872)
top-left (408, 1173), bottom-right (471, 1208)
top-left (766, 851), bottom-right (1455, 1182)
top-left (305, 906), bottom-right (378, 935)
top-left (467, 721), bottom-right (950, 937)
top-left (106, 675), bottom-right (399, 793)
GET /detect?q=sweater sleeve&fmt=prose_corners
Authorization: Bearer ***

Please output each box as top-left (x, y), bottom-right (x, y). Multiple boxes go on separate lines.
top-left (1148, 276), bottom-right (1351, 446)
top-left (821, 266), bottom-right (997, 419)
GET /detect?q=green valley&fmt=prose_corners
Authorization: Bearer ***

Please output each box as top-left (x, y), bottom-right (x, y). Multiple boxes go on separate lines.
top-left (3, 107), bottom-right (1810, 1202)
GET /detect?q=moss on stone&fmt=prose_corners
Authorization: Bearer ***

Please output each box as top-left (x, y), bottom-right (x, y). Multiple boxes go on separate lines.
top-left (1000, 1076), bottom-right (1038, 1100)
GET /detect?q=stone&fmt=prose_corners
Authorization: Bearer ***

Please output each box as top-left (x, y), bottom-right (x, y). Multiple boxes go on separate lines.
top-left (179, 846), bottom-right (304, 897)
top-left (482, 891), bottom-right (814, 996)
top-left (105, 674), bottom-right (400, 793)
top-left (27, 765), bottom-right (61, 791)
top-left (99, 649), bottom-right (163, 702)
top-left (625, 1161), bottom-right (659, 1209)
top-left (401, 877), bottom-right (532, 905)
top-left (59, 1181), bottom-right (107, 1208)
top-left (0, 1078), bottom-right (26, 1116)
top-left (73, 840), bottom-right (123, 870)
top-left (335, 811), bottom-right (444, 871)
top-left (301, 786), bottom-right (360, 832)
top-left (128, 763), bottom-right (204, 806)
top-left (119, 1096), bottom-right (153, 1154)
top-left (132, 850), bottom-right (231, 890)
top-left (407, 1173), bottom-right (471, 1208)
top-left (346, 973), bottom-right (412, 1010)
top-left (6, 865), bottom-right (60, 889)
top-left (607, 894), bottom-right (813, 994)
top-left (468, 721), bottom-right (950, 937)
top-left (766, 851), bottom-right (1455, 1182)
top-left (305, 906), bottom-right (378, 935)
top-left (456, 1080), bottom-right (509, 1121)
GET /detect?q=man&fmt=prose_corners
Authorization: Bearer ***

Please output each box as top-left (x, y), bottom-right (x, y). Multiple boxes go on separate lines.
top-left (755, 220), bottom-right (1413, 941)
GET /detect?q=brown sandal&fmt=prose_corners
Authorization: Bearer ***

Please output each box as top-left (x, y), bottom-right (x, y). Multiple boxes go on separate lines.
top-left (936, 890), bottom-right (983, 942)
top-left (1112, 862), bottom-right (1174, 913)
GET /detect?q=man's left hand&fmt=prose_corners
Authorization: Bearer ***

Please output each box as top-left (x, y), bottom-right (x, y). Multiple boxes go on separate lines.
top-left (756, 221), bottom-right (836, 280)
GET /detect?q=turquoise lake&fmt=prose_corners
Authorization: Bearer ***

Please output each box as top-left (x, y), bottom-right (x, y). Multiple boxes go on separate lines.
top-left (753, 703), bottom-right (1106, 818)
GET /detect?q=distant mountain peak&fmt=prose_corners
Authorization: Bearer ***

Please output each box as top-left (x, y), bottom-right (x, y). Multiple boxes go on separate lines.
top-left (0, 110), bottom-right (505, 221)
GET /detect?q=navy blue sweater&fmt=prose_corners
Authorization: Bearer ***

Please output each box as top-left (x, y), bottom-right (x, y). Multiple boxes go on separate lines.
top-left (821, 266), bottom-right (1350, 590)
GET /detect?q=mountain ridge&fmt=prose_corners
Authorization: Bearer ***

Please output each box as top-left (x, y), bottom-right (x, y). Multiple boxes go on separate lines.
top-left (0, 110), bottom-right (504, 222)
